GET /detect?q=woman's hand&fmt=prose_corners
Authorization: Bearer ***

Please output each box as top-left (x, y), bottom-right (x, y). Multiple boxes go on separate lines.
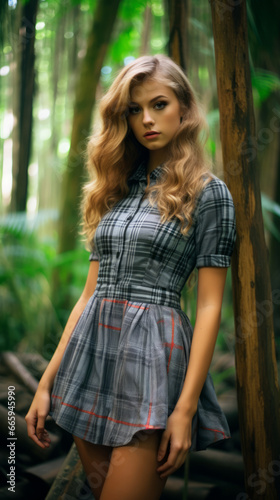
top-left (156, 406), bottom-right (193, 478)
top-left (25, 387), bottom-right (52, 449)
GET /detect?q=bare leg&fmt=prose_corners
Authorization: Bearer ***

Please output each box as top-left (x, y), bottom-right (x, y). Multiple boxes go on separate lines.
top-left (73, 434), bottom-right (112, 500)
top-left (100, 429), bottom-right (168, 500)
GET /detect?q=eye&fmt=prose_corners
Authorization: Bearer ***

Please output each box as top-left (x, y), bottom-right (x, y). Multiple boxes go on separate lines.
top-left (154, 101), bottom-right (167, 110)
top-left (128, 106), bottom-right (140, 115)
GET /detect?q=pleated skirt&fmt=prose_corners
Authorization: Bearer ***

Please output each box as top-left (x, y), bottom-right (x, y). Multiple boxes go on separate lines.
top-left (49, 290), bottom-right (231, 450)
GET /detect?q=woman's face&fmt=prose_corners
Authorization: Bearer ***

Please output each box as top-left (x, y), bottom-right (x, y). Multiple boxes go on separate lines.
top-left (127, 78), bottom-right (182, 155)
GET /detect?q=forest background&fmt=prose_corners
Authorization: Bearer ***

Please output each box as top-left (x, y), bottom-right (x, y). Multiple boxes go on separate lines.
top-left (0, 0), bottom-right (280, 391)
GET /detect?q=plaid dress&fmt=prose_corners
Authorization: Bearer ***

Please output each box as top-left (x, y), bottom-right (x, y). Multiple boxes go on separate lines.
top-left (49, 160), bottom-right (236, 451)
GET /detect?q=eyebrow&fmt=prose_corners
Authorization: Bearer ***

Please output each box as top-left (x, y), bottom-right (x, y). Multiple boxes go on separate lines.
top-left (129, 95), bottom-right (168, 105)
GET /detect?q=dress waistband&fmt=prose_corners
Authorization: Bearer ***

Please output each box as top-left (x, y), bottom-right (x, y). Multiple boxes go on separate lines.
top-left (95, 282), bottom-right (181, 309)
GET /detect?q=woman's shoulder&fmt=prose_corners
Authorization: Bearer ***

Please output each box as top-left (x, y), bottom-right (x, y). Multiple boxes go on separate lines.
top-left (198, 174), bottom-right (234, 208)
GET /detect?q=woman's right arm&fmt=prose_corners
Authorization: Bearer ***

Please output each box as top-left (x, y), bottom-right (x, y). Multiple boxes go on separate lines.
top-left (25, 260), bottom-right (99, 448)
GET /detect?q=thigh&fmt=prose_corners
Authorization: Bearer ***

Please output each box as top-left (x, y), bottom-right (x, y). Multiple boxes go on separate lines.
top-left (73, 434), bottom-right (112, 500)
top-left (100, 429), bottom-right (168, 500)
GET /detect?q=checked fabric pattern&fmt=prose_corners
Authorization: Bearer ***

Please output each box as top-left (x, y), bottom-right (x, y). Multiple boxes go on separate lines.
top-left (49, 160), bottom-right (236, 450)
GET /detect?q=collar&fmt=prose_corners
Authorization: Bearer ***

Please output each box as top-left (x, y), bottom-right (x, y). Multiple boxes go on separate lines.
top-left (128, 160), bottom-right (164, 184)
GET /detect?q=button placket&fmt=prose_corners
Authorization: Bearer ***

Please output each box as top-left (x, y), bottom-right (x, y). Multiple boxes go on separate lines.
top-left (114, 221), bottom-right (126, 281)
top-left (113, 188), bottom-right (144, 280)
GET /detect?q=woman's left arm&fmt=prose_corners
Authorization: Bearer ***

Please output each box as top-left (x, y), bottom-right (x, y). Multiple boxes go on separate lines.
top-left (156, 266), bottom-right (228, 478)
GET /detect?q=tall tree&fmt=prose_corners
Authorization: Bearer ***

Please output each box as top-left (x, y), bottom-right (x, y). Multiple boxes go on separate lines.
top-left (210, 1), bottom-right (280, 498)
top-left (52, 0), bottom-right (122, 308)
top-left (57, 0), bottom-right (122, 256)
top-left (165, 3), bottom-right (189, 497)
top-left (165, 0), bottom-right (189, 72)
top-left (247, 0), bottom-right (280, 341)
top-left (11, 0), bottom-right (39, 212)
top-left (140, 4), bottom-right (152, 56)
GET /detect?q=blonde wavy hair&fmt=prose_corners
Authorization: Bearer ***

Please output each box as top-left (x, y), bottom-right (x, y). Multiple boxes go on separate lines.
top-left (81, 54), bottom-right (213, 249)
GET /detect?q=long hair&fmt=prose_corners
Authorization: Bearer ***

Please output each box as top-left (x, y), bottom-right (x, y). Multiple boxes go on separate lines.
top-left (81, 54), bottom-right (213, 249)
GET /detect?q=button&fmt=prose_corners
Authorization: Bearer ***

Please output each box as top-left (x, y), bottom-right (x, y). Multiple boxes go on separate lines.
top-left (116, 251), bottom-right (120, 258)
top-left (127, 215), bottom-right (132, 221)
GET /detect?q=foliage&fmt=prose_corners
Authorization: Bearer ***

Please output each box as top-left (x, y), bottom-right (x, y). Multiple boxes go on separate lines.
top-left (251, 70), bottom-right (280, 108)
top-left (261, 193), bottom-right (280, 242)
top-left (0, 210), bottom-right (89, 357)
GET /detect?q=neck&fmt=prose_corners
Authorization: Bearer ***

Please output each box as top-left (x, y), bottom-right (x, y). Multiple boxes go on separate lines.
top-left (146, 150), bottom-right (167, 175)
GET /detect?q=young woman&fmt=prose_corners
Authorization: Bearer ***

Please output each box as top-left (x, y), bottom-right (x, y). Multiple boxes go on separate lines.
top-left (25, 54), bottom-right (236, 500)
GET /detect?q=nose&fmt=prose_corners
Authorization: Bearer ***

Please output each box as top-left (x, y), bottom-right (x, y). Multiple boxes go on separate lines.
top-left (142, 108), bottom-right (155, 126)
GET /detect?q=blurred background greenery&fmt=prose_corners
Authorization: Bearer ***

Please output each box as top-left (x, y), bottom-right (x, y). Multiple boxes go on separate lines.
top-left (0, 0), bottom-right (280, 378)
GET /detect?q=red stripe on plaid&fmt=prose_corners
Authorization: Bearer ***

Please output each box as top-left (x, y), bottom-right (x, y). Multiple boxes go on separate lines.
top-left (103, 298), bottom-right (127, 305)
top-left (200, 426), bottom-right (228, 438)
top-left (102, 298), bottom-right (148, 310)
top-left (166, 309), bottom-right (175, 374)
top-left (52, 395), bottom-right (62, 399)
top-left (98, 323), bottom-right (121, 331)
top-left (129, 304), bottom-right (149, 310)
top-left (54, 399), bottom-right (160, 429)
top-left (83, 391), bottom-right (99, 440)
top-left (162, 342), bottom-right (183, 350)
top-left (122, 301), bottom-right (128, 320)
top-left (146, 402), bottom-right (152, 426)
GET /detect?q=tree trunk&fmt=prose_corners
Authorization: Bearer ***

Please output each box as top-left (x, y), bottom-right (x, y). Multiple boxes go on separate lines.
top-left (247, 0), bottom-right (280, 348)
top-left (51, 0), bottom-right (121, 311)
top-left (57, 0), bottom-right (122, 257)
top-left (210, 1), bottom-right (280, 498)
top-left (166, 5), bottom-right (190, 497)
top-left (11, 0), bottom-right (39, 212)
top-left (140, 5), bottom-right (152, 56)
top-left (50, 1), bottom-right (67, 156)
top-left (166, 0), bottom-right (189, 72)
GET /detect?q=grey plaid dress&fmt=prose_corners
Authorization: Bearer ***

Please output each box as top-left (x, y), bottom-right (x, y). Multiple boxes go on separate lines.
top-left (49, 160), bottom-right (236, 451)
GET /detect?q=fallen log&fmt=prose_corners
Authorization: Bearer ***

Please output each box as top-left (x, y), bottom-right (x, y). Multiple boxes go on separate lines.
top-left (150, 476), bottom-right (243, 500)
top-left (0, 477), bottom-right (42, 500)
top-left (189, 448), bottom-right (244, 486)
top-left (0, 404), bottom-right (60, 461)
top-left (24, 456), bottom-right (66, 486)
top-left (16, 352), bottom-right (48, 379)
top-left (1, 352), bottom-right (39, 394)
top-left (162, 476), bottom-right (220, 500)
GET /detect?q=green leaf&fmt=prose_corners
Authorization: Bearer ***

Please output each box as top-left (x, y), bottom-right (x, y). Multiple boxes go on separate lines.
top-left (251, 70), bottom-right (280, 106)
top-left (261, 193), bottom-right (280, 241)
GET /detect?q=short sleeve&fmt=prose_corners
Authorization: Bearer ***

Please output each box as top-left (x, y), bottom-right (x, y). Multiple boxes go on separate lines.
top-left (194, 178), bottom-right (236, 268)
top-left (88, 245), bottom-right (99, 262)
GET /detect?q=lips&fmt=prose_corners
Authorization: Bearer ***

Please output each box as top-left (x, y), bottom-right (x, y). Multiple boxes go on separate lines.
top-left (144, 131), bottom-right (160, 137)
